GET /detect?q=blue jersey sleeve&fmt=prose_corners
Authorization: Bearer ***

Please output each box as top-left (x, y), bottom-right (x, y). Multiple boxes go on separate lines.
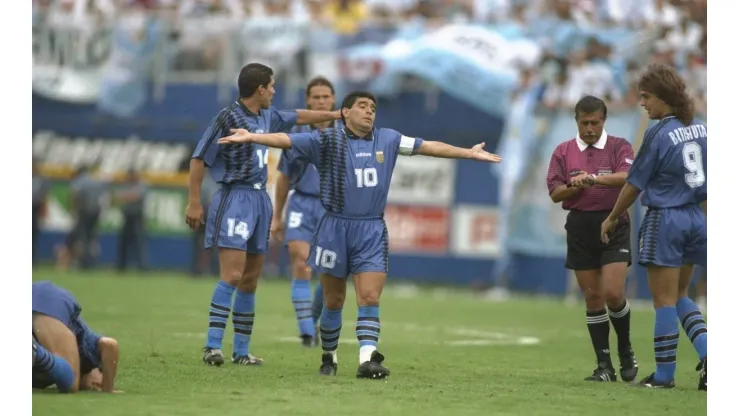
top-left (76, 318), bottom-right (102, 370)
top-left (270, 109), bottom-right (299, 133)
top-left (288, 131), bottom-right (321, 166)
top-left (627, 127), bottom-right (661, 191)
top-left (192, 114), bottom-right (224, 167)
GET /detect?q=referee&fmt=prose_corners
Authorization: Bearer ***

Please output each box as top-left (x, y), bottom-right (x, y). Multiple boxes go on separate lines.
top-left (546, 95), bottom-right (639, 383)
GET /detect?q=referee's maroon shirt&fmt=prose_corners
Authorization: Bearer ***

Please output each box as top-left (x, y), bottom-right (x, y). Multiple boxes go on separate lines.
top-left (546, 131), bottom-right (635, 212)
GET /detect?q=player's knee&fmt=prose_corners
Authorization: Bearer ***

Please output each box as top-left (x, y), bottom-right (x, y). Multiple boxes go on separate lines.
top-left (355, 289), bottom-right (381, 307)
top-left (323, 290), bottom-right (345, 309)
top-left (236, 274), bottom-right (259, 293)
top-left (603, 290), bottom-right (625, 309)
top-left (582, 289), bottom-right (604, 310)
top-left (220, 268), bottom-right (242, 286)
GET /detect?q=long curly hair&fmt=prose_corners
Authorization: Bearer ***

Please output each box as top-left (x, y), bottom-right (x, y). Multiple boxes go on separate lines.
top-left (638, 64), bottom-right (695, 125)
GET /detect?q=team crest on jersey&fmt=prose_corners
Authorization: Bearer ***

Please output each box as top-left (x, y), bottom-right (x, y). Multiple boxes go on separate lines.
top-left (376, 151), bottom-right (384, 163)
top-left (597, 169), bottom-right (613, 176)
top-left (625, 158), bottom-right (633, 165)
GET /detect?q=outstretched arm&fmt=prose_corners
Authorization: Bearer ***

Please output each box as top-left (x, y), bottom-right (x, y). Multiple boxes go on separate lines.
top-left (295, 109), bottom-right (341, 126)
top-left (219, 129), bottom-right (292, 149)
top-left (416, 141), bottom-right (502, 162)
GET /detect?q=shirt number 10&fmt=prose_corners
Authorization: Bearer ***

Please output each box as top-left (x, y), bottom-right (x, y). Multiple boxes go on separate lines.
top-left (354, 168), bottom-right (378, 188)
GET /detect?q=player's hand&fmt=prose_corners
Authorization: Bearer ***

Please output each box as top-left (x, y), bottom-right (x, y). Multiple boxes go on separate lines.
top-left (469, 143), bottom-right (502, 163)
top-left (570, 172), bottom-right (595, 188)
top-left (331, 109), bottom-right (342, 120)
top-left (185, 202), bottom-right (204, 231)
top-left (217, 128), bottom-right (253, 145)
top-left (600, 216), bottom-right (618, 244)
top-left (270, 217), bottom-right (285, 243)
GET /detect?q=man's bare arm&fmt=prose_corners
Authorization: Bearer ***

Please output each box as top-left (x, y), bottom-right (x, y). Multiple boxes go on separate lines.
top-left (295, 109), bottom-right (339, 126)
top-left (416, 141), bottom-right (473, 159)
top-left (550, 184), bottom-right (582, 203)
top-left (593, 172), bottom-right (627, 188)
top-left (273, 173), bottom-right (291, 223)
top-left (99, 337), bottom-right (119, 393)
top-left (188, 159), bottom-right (205, 204)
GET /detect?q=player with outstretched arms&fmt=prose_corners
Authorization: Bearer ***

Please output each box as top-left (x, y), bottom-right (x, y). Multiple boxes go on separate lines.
top-left (601, 64), bottom-right (707, 390)
top-left (218, 91), bottom-right (502, 379)
top-left (185, 63), bottom-right (340, 367)
top-left (272, 76), bottom-right (341, 347)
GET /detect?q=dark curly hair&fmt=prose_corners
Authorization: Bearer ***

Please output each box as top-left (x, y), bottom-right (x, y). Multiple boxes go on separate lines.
top-left (638, 64), bottom-right (695, 125)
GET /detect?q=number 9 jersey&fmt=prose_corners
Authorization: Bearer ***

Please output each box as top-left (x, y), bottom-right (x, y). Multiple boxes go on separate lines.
top-left (627, 116), bottom-right (707, 268)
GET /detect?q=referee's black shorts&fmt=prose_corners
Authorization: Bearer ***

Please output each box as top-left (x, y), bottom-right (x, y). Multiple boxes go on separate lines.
top-left (565, 210), bottom-right (631, 271)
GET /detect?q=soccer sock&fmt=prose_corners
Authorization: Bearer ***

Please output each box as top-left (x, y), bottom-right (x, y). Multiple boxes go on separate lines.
top-left (206, 281), bottom-right (235, 349)
top-left (311, 281), bottom-right (324, 325)
top-left (653, 306), bottom-right (679, 383)
top-left (291, 279), bottom-right (315, 337)
top-left (34, 343), bottom-right (75, 392)
top-left (320, 307), bottom-right (342, 363)
top-left (232, 290), bottom-right (256, 357)
top-left (608, 300), bottom-right (632, 353)
top-left (676, 297), bottom-right (707, 360)
top-left (357, 305), bottom-right (381, 364)
top-left (586, 309), bottom-right (612, 365)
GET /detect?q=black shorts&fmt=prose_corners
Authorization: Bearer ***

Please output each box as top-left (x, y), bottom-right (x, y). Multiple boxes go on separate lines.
top-left (565, 210), bottom-right (631, 271)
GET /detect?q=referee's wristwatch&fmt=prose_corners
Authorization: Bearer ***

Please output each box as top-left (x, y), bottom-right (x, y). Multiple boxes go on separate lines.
top-left (589, 174), bottom-right (597, 185)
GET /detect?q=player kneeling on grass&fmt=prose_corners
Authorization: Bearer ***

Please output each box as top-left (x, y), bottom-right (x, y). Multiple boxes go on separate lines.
top-left (217, 91), bottom-right (502, 379)
top-left (32, 281), bottom-right (120, 393)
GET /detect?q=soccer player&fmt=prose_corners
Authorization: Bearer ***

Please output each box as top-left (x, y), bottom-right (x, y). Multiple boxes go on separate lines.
top-left (546, 95), bottom-right (639, 383)
top-left (601, 64), bottom-right (707, 390)
top-left (185, 63), bottom-right (341, 367)
top-left (217, 91), bottom-right (502, 378)
top-left (272, 76), bottom-right (340, 347)
top-left (32, 281), bottom-right (120, 393)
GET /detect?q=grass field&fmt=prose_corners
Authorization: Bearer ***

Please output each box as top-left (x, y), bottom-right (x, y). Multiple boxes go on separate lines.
top-left (31, 268), bottom-right (707, 416)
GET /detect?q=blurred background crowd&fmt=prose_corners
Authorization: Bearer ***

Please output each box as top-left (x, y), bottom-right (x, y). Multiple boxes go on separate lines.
top-left (31, 0), bottom-right (707, 305)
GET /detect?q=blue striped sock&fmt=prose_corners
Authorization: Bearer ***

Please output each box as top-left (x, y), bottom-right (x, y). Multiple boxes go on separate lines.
top-left (677, 297), bottom-right (707, 360)
top-left (291, 279), bottom-right (315, 337)
top-left (320, 307), bottom-right (343, 352)
top-left (232, 290), bottom-right (255, 357)
top-left (654, 306), bottom-right (679, 383)
top-left (311, 282), bottom-right (324, 325)
top-left (357, 305), bottom-right (380, 363)
top-left (206, 281), bottom-right (235, 349)
top-left (34, 342), bottom-right (75, 392)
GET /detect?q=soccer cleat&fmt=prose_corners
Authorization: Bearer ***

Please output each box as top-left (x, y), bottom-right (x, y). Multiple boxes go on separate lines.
top-left (301, 334), bottom-right (318, 348)
top-left (202, 348), bottom-right (225, 366)
top-left (232, 353), bottom-right (264, 366)
top-left (618, 347), bottom-right (639, 382)
top-left (635, 373), bottom-right (675, 389)
top-left (584, 361), bottom-right (617, 382)
top-left (356, 350), bottom-right (390, 379)
top-left (319, 353), bottom-right (337, 376)
top-left (697, 357), bottom-right (707, 391)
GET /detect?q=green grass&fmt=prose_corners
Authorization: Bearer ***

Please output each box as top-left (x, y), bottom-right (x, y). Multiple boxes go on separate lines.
top-left (32, 268), bottom-right (706, 416)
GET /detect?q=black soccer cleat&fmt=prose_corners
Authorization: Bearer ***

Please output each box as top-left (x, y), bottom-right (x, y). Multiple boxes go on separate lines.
top-left (635, 373), bottom-right (675, 389)
top-left (697, 357), bottom-right (707, 391)
top-left (301, 334), bottom-right (318, 348)
top-left (356, 350), bottom-right (391, 380)
top-left (584, 361), bottom-right (617, 382)
top-left (319, 353), bottom-right (338, 376)
top-left (618, 347), bottom-right (639, 382)
top-left (202, 347), bottom-right (225, 366)
top-left (232, 353), bottom-right (264, 366)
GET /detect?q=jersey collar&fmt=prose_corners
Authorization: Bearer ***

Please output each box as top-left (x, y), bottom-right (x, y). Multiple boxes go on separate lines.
top-left (576, 129), bottom-right (607, 151)
top-left (343, 126), bottom-right (374, 141)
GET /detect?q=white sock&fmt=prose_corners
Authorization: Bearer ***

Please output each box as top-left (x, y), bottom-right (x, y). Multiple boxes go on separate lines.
top-left (324, 350), bottom-right (338, 364)
top-left (359, 345), bottom-right (376, 364)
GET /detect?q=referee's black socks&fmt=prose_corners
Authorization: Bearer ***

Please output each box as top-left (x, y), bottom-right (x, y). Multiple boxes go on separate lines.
top-left (586, 309), bottom-right (612, 365)
top-left (608, 300), bottom-right (632, 353)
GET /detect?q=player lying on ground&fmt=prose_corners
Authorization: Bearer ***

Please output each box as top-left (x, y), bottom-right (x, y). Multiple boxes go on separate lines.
top-left (601, 64), bottom-right (707, 390)
top-left (547, 95), bottom-right (638, 383)
top-left (272, 76), bottom-right (341, 347)
top-left (32, 281), bottom-right (120, 393)
top-left (185, 63), bottom-right (341, 367)
top-left (218, 91), bottom-right (502, 379)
